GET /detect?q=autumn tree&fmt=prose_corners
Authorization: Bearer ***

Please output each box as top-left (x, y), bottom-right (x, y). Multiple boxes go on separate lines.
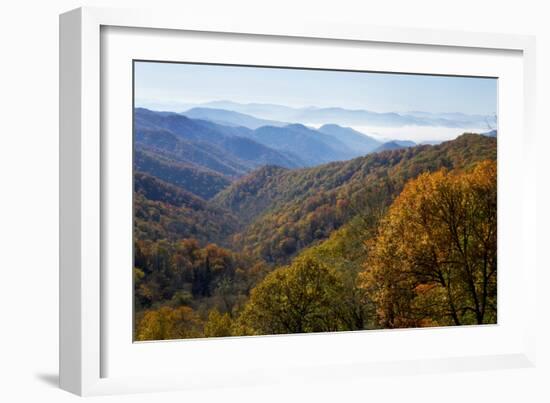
top-left (295, 215), bottom-right (381, 330)
top-left (360, 160), bottom-right (497, 328)
top-left (136, 306), bottom-right (203, 341)
top-left (204, 309), bottom-right (233, 337)
top-left (237, 256), bottom-right (347, 335)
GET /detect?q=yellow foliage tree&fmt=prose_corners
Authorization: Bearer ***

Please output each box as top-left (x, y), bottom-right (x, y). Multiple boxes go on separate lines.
top-left (136, 306), bottom-right (202, 341)
top-left (204, 309), bottom-right (233, 338)
top-left (359, 160), bottom-right (497, 328)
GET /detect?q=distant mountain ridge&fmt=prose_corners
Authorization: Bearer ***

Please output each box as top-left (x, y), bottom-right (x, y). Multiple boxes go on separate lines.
top-left (373, 140), bottom-right (416, 153)
top-left (181, 107), bottom-right (386, 158)
top-left (135, 109), bottom-right (384, 176)
top-left (180, 108), bottom-right (390, 159)
top-left (317, 124), bottom-right (382, 154)
top-left (182, 107), bottom-right (287, 129)
top-left (190, 100), bottom-right (497, 129)
top-left (250, 123), bottom-right (355, 165)
top-left (134, 108), bottom-right (303, 178)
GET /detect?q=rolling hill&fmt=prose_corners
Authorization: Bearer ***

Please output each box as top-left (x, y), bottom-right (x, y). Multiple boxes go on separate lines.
top-left (134, 172), bottom-right (240, 245)
top-left (134, 149), bottom-right (231, 199)
top-left (212, 133), bottom-right (497, 263)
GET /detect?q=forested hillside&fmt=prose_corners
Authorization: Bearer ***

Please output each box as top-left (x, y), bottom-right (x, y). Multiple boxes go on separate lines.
top-left (135, 149), bottom-right (230, 199)
top-left (134, 173), bottom-right (240, 245)
top-left (214, 133), bottom-right (496, 263)
top-left (133, 127), bottom-right (497, 340)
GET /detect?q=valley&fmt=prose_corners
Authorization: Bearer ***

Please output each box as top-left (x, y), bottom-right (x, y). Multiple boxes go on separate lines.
top-left (133, 106), bottom-right (497, 340)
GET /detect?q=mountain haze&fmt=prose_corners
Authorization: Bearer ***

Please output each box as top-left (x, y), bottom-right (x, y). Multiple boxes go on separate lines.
top-left (134, 108), bottom-right (303, 178)
top-left (195, 100), bottom-right (497, 129)
top-left (182, 107), bottom-right (287, 129)
top-left (318, 124), bottom-right (381, 154)
top-left (373, 141), bottom-right (414, 153)
top-left (135, 108), bottom-right (382, 172)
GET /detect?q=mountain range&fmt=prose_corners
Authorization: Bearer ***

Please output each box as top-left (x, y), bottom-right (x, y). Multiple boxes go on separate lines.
top-left (134, 107), bottom-right (496, 209)
top-left (135, 108), bottom-right (302, 178)
top-left (134, 108), bottom-right (395, 191)
top-left (134, 131), bottom-right (497, 263)
top-left (182, 107), bottom-right (287, 129)
top-left (182, 107), bottom-right (390, 157)
top-left (181, 100), bottom-right (497, 129)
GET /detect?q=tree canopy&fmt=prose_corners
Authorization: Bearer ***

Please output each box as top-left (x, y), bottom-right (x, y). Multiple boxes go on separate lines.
top-left (359, 160), bottom-right (497, 328)
top-left (237, 256), bottom-right (347, 335)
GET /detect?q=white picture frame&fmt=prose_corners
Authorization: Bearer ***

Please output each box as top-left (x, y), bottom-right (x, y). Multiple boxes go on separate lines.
top-left (59, 6), bottom-right (537, 396)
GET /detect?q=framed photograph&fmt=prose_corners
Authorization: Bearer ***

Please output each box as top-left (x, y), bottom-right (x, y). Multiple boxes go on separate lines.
top-left (60, 6), bottom-right (537, 396)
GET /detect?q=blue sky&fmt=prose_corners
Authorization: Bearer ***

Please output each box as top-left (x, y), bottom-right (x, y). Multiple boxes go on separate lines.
top-left (134, 61), bottom-right (497, 115)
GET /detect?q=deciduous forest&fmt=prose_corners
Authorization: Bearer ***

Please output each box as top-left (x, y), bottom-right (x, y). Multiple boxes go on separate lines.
top-left (133, 107), bottom-right (497, 341)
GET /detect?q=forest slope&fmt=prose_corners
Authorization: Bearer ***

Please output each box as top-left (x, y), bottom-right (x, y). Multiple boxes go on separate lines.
top-left (213, 133), bottom-right (496, 263)
top-left (135, 149), bottom-right (231, 199)
top-left (134, 172), bottom-right (240, 245)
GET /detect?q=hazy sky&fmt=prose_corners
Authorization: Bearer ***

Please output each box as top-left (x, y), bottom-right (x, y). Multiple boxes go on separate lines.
top-left (134, 61), bottom-right (497, 115)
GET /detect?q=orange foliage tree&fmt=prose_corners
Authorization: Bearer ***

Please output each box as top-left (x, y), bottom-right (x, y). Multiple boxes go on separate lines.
top-left (360, 161), bottom-right (497, 328)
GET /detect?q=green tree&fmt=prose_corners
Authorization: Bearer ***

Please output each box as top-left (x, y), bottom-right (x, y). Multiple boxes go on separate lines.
top-left (237, 255), bottom-right (346, 335)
